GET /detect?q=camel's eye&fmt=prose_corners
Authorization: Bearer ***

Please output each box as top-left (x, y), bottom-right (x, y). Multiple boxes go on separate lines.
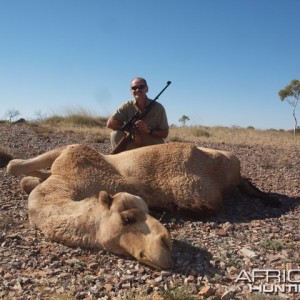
top-left (120, 208), bottom-right (142, 225)
top-left (122, 217), bottom-right (136, 225)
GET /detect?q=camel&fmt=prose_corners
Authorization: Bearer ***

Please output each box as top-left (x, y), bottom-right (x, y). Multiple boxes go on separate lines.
top-left (6, 175), bottom-right (173, 269)
top-left (7, 142), bottom-right (279, 267)
top-left (7, 142), bottom-right (275, 216)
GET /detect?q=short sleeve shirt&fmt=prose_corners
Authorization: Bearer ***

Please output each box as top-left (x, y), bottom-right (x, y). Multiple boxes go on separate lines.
top-left (113, 98), bottom-right (169, 130)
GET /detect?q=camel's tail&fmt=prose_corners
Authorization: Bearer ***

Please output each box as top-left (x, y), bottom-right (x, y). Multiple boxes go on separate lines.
top-left (238, 177), bottom-right (281, 207)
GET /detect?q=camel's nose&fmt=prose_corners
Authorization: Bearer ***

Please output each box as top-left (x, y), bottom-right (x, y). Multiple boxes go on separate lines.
top-left (161, 233), bottom-right (172, 251)
top-left (159, 235), bottom-right (173, 269)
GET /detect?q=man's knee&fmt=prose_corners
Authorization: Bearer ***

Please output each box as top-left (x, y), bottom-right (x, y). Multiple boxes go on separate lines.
top-left (110, 130), bottom-right (125, 148)
top-left (110, 130), bottom-right (138, 151)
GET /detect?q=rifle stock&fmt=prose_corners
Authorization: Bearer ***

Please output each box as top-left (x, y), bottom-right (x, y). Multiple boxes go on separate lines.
top-left (111, 81), bottom-right (171, 154)
top-left (111, 132), bottom-right (132, 154)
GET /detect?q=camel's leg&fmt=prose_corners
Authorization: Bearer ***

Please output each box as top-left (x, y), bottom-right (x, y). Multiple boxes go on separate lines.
top-left (20, 176), bottom-right (44, 194)
top-left (6, 146), bottom-right (67, 177)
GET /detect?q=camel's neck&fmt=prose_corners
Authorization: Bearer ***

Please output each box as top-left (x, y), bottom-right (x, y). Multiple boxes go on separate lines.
top-left (37, 197), bottom-right (109, 249)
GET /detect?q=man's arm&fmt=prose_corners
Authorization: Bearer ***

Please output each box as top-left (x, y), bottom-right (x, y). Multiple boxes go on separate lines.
top-left (106, 116), bottom-right (123, 131)
top-left (150, 128), bottom-right (169, 139)
top-left (134, 120), bottom-right (169, 138)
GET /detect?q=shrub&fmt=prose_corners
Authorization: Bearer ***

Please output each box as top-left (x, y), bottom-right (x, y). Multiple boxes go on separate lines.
top-left (42, 114), bottom-right (107, 128)
top-left (189, 127), bottom-right (210, 137)
top-left (261, 238), bottom-right (283, 251)
top-left (43, 115), bottom-right (65, 126)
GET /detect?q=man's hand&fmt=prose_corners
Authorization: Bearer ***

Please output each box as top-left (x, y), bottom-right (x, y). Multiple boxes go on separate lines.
top-left (132, 128), bottom-right (142, 145)
top-left (134, 120), bottom-right (150, 134)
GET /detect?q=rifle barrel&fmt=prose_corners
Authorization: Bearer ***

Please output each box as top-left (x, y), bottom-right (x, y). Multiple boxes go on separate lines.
top-left (122, 81), bottom-right (171, 131)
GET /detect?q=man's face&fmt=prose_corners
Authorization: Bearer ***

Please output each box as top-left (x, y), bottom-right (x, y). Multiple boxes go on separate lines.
top-left (130, 79), bottom-right (148, 101)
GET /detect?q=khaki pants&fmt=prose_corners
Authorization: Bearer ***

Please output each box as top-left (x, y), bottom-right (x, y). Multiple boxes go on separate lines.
top-left (110, 130), bottom-right (139, 151)
top-left (110, 130), bottom-right (165, 152)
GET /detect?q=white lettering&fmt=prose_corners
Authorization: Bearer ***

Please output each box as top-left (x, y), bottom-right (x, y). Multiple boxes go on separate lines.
top-left (235, 270), bottom-right (252, 283)
top-left (273, 284), bottom-right (285, 293)
top-left (285, 284), bottom-right (299, 293)
top-left (251, 269), bottom-right (266, 282)
top-left (266, 269), bottom-right (281, 283)
top-left (236, 269), bottom-right (300, 294)
top-left (288, 270), bottom-right (300, 283)
top-left (249, 285), bottom-right (262, 293)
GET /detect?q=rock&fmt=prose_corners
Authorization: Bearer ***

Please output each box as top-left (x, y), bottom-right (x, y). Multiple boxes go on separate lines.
top-left (184, 275), bottom-right (195, 284)
top-left (1, 124), bottom-right (300, 300)
top-left (221, 290), bottom-right (234, 300)
top-left (121, 282), bottom-right (131, 289)
top-left (239, 247), bottom-right (258, 259)
top-left (198, 285), bottom-right (214, 297)
top-left (104, 283), bottom-right (113, 291)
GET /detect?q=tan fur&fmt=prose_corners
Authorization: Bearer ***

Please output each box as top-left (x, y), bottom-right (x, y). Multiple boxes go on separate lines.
top-left (105, 142), bottom-right (241, 214)
top-left (7, 142), bottom-right (250, 267)
top-left (7, 147), bottom-right (173, 269)
top-left (7, 142), bottom-right (242, 214)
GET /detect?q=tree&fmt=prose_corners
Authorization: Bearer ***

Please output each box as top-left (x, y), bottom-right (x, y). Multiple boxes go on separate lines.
top-left (179, 115), bottom-right (190, 126)
top-left (4, 109), bottom-right (20, 123)
top-left (34, 110), bottom-right (47, 121)
top-left (279, 79), bottom-right (300, 136)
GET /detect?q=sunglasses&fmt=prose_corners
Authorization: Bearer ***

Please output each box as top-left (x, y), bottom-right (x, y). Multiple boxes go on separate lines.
top-left (131, 85), bottom-right (146, 91)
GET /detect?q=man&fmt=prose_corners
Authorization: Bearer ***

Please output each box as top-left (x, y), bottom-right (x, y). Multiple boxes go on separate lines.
top-left (106, 77), bottom-right (169, 152)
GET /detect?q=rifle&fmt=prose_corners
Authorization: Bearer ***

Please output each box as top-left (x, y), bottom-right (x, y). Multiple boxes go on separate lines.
top-left (111, 81), bottom-right (171, 154)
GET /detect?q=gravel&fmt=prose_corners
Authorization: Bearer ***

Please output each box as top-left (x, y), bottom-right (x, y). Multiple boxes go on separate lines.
top-left (0, 124), bottom-right (299, 300)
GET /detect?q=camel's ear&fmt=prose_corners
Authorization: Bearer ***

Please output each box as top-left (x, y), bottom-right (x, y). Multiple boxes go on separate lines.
top-left (120, 208), bottom-right (146, 225)
top-left (99, 191), bottom-right (113, 208)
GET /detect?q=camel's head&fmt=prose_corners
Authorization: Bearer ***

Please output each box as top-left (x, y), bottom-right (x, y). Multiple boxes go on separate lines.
top-left (98, 191), bottom-right (173, 270)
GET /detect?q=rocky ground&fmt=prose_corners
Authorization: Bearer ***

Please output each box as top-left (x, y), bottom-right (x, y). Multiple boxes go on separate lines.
top-left (0, 124), bottom-right (299, 300)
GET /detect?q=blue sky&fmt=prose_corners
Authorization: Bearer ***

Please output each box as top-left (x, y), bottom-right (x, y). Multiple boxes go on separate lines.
top-left (1, 0), bottom-right (299, 130)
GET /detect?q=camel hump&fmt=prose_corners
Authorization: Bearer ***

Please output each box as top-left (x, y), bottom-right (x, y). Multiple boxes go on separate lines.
top-left (52, 144), bottom-right (106, 170)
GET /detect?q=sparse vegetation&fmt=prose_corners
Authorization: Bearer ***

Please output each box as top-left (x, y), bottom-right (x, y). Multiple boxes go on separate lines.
top-left (261, 238), bottom-right (284, 251)
top-left (42, 113), bottom-right (107, 128)
top-left (168, 125), bottom-right (300, 147)
top-left (249, 294), bottom-right (282, 300)
top-left (159, 286), bottom-right (196, 300)
top-left (0, 115), bottom-right (299, 300)
top-left (179, 115), bottom-right (190, 126)
top-left (188, 126), bottom-right (210, 138)
top-left (26, 110), bottom-right (110, 144)
top-left (1, 110), bottom-right (299, 148)
top-left (4, 108), bottom-right (20, 122)
top-left (279, 79), bottom-right (300, 136)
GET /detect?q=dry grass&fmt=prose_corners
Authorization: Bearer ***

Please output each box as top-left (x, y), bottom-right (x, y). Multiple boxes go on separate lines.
top-left (54, 126), bottom-right (299, 149)
top-left (43, 114), bottom-right (107, 128)
top-left (29, 122), bottom-right (111, 144)
top-left (33, 110), bottom-right (109, 143)
top-left (34, 108), bottom-right (106, 127)
top-left (167, 126), bottom-right (300, 148)
top-left (3, 110), bottom-right (299, 149)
